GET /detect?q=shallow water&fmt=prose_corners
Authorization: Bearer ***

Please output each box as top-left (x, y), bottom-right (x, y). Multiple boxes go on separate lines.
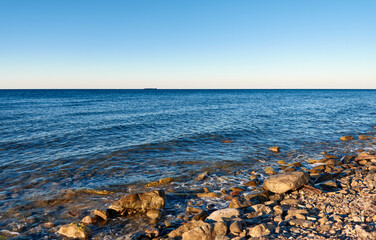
top-left (1, 89), bottom-right (376, 238)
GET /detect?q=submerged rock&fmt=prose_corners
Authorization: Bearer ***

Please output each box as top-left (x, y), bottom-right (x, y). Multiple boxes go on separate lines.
top-left (269, 146), bottom-right (280, 153)
top-left (108, 190), bottom-right (165, 215)
top-left (263, 171), bottom-right (309, 194)
top-left (58, 223), bottom-right (91, 239)
top-left (145, 177), bottom-right (174, 187)
top-left (340, 135), bottom-right (354, 141)
top-left (196, 171), bottom-right (210, 181)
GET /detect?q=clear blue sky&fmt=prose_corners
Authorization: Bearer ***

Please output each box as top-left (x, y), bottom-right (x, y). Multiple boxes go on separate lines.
top-left (0, 0), bottom-right (375, 89)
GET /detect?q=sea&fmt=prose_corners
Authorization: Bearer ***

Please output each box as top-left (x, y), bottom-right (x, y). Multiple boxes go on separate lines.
top-left (1, 89), bottom-right (376, 238)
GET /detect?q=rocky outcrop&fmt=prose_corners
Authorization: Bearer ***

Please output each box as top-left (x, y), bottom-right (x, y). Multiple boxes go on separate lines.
top-left (263, 171), bottom-right (309, 194)
top-left (108, 190), bottom-right (165, 215)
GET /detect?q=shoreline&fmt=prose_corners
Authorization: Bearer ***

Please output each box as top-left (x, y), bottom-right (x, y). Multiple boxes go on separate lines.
top-left (2, 131), bottom-right (376, 239)
top-left (54, 131), bottom-right (376, 239)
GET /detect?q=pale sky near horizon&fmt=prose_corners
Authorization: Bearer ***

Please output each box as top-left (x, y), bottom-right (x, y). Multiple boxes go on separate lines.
top-left (0, 0), bottom-right (375, 89)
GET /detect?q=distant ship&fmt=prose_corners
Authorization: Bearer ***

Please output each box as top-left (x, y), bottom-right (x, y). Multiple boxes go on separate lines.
top-left (144, 88), bottom-right (157, 90)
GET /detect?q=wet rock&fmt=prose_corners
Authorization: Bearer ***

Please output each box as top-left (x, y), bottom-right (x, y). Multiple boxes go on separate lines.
top-left (197, 192), bottom-right (220, 198)
top-left (359, 135), bottom-right (372, 140)
top-left (180, 222), bottom-right (227, 240)
top-left (168, 220), bottom-right (210, 238)
top-left (81, 216), bottom-right (95, 225)
top-left (340, 136), bottom-right (354, 141)
top-left (193, 211), bottom-right (209, 221)
top-left (263, 171), bottom-right (309, 194)
top-left (187, 206), bottom-right (203, 214)
top-left (196, 172), bottom-right (209, 181)
top-left (243, 180), bottom-right (258, 187)
top-left (269, 146), bottom-right (280, 153)
top-left (207, 208), bottom-right (241, 222)
top-left (108, 190), bottom-right (165, 215)
top-left (145, 177), bottom-right (174, 187)
top-left (58, 223), bottom-right (91, 239)
top-left (146, 209), bottom-right (161, 220)
top-left (94, 209), bottom-right (108, 221)
top-left (265, 167), bottom-right (277, 175)
top-left (247, 223), bottom-right (270, 237)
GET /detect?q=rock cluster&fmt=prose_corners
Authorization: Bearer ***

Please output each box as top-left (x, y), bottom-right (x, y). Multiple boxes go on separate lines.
top-left (55, 132), bottom-right (376, 239)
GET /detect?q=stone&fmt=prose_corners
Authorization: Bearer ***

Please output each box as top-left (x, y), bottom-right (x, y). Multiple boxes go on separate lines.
top-left (273, 205), bottom-right (283, 215)
top-left (359, 135), bottom-right (372, 140)
top-left (146, 209), bottom-right (161, 220)
top-left (196, 172), bottom-right (209, 181)
top-left (186, 206), bottom-right (203, 214)
top-left (243, 180), bottom-right (258, 187)
top-left (145, 177), bottom-right (174, 187)
top-left (229, 221), bottom-right (243, 235)
top-left (215, 235), bottom-right (230, 240)
top-left (207, 208), bottom-right (241, 222)
top-left (181, 222), bottom-right (227, 240)
top-left (289, 219), bottom-right (314, 228)
top-left (264, 166), bottom-right (277, 175)
top-left (263, 171), bottom-right (309, 194)
top-left (229, 196), bottom-right (251, 208)
top-left (168, 220), bottom-right (210, 238)
top-left (58, 223), bottom-right (91, 239)
top-left (93, 209), bottom-right (108, 221)
top-left (340, 136), bottom-right (354, 141)
top-left (193, 211), bottom-right (209, 221)
top-left (81, 216), bottom-right (95, 225)
top-left (269, 146), bottom-right (280, 153)
top-left (247, 223), bottom-right (270, 237)
top-left (197, 192), bottom-right (220, 198)
top-left (277, 160), bottom-right (287, 165)
top-left (108, 190), bottom-right (165, 215)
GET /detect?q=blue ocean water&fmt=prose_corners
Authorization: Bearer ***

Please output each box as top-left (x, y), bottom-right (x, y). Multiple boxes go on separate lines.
top-left (1, 89), bottom-right (376, 236)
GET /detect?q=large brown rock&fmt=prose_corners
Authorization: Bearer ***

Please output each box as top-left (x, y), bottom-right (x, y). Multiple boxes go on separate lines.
top-left (108, 190), bottom-right (165, 215)
top-left (58, 223), bottom-right (91, 239)
top-left (207, 208), bottom-right (241, 222)
top-left (168, 220), bottom-right (210, 238)
top-left (181, 222), bottom-right (228, 240)
top-left (263, 171), bottom-right (309, 194)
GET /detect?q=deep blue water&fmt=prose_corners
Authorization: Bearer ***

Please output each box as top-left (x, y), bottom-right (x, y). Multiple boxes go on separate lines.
top-left (1, 89), bottom-right (376, 236)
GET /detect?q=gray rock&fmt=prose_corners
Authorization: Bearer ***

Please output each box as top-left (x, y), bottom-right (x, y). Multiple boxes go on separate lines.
top-left (207, 208), bottom-right (241, 222)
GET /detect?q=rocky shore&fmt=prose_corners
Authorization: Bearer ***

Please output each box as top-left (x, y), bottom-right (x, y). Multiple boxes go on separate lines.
top-left (3, 133), bottom-right (376, 239)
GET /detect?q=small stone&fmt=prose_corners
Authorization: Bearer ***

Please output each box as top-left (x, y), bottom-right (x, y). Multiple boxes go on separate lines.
top-left (340, 136), bottom-right (354, 141)
top-left (243, 180), bottom-right (258, 187)
top-left (359, 135), bottom-right (372, 140)
top-left (146, 209), bottom-right (161, 220)
top-left (93, 209), bottom-right (108, 221)
top-left (145, 177), bottom-right (174, 187)
top-left (269, 146), bottom-right (280, 153)
top-left (265, 167), bottom-right (277, 175)
top-left (277, 160), bottom-right (287, 165)
top-left (81, 216), bottom-right (95, 225)
top-left (186, 206), bottom-right (203, 214)
top-left (273, 205), bottom-right (283, 215)
top-left (197, 192), bottom-right (220, 198)
top-left (196, 171), bottom-right (209, 181)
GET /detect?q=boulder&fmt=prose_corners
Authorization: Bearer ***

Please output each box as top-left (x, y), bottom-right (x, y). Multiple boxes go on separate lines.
top-left (108, 190), bottom-right (165, 215)
top-left (168, 220), bottom-right (210, 238)
top-left (207, 208), bottom-right (241, 222)
top-left (181, 222), bottom-right (228, 240)
top-left (58, 223), bottom-right (91, 239)
top-left (229, 196), bottom-right (251, 208)
top-left (263, 171), bottom-right (309, 194)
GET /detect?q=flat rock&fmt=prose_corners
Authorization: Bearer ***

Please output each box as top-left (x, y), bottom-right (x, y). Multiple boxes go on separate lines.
top-left (340, 136), bottom-right (354, 141)
top-left (145, 177), bottom-right (174, 187)
top-left (269, 146), bottom-right (280, 153)
top-left (108, 190), bottom-right (165, 215)
top-left (263, 171), bottom-right (309, 194)
top-left (207, 208), bottom-right (241, 222)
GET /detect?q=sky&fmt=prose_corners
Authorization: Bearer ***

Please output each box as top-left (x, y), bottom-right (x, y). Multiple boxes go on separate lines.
top-left (0, 0), bottom-right (375, 89)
